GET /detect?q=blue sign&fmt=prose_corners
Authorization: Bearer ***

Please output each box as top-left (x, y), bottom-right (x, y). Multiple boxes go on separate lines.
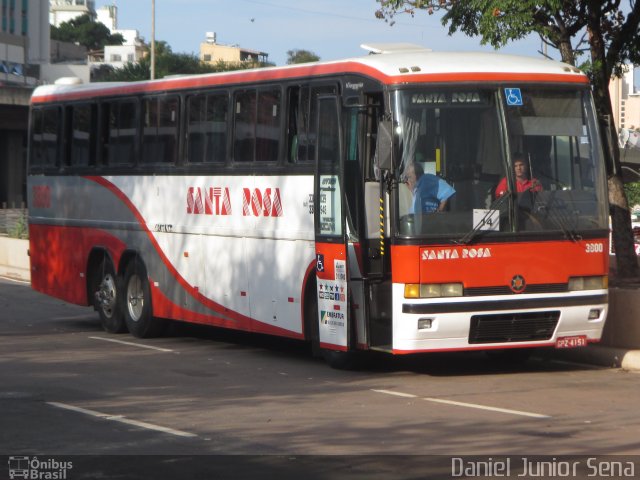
top-left (316, 253), bottom-right (325, 272)
top-left (505, 88), bottom-right (523, 106)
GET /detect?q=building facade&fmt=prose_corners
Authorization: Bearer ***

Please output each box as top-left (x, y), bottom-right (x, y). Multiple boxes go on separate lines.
top-left (1, 0), bottom-right (50, 208)
top-left (49, 0), bottom-right (95, 27)
top-left (200, 32), bottom-right (268, 65)
top-left (610, 66), bottom-right (640, 132)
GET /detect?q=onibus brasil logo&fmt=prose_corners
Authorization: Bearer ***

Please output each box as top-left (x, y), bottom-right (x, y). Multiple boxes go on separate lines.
top-left (8, 456), bottom-right (73, 479)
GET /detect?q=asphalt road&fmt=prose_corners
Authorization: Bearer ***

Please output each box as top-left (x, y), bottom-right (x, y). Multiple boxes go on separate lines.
top-left (1, 277), bottom-right (639, 479)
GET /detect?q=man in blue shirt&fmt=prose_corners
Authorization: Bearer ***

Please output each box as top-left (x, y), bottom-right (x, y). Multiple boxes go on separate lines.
top-left (405, 162), bottom-right (456, 214)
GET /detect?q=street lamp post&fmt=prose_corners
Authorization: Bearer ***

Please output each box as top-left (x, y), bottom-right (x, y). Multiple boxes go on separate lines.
top-left (151, 0), bottom-right (156, 80)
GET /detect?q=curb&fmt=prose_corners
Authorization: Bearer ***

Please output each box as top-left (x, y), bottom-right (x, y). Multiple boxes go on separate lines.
top-left (551, 344), bottom-right (640, 371)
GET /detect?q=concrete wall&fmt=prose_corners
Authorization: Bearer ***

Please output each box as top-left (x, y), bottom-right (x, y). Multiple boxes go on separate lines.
top-left (0, 236), bottom-right (29, 281)
top-left (40, 63), bottom-right (90, 84)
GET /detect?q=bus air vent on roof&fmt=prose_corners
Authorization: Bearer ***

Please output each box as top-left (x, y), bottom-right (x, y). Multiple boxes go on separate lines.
top-left (361, 43), bottom-right (431, 54)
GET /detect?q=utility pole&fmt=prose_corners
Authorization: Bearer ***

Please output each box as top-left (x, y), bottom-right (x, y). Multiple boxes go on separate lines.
top-left (151, 0), bottom-right (156, 80)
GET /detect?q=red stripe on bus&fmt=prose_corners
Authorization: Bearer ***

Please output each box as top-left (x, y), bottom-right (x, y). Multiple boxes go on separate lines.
top-left (391, 338), bottom-right (600, 355)
top-left (319, 342), bottom-right (349, 352)
top-left (29, 223), bottom-right (128, 305)
top-left (151, 282), bottom-right (304, 339)
top-left (83, 176), bottom-right (259, 326)
top-left (390, 241), bottom-right (608, 286)
top-left (31, 60), bottom-right (587, 104)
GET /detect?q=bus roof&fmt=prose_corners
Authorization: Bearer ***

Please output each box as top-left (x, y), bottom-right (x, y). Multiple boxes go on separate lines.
top-left (31, 46), bottom-right (588, 104)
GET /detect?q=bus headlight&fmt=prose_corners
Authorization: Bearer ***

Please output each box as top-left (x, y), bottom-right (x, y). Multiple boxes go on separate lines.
top-left (568, 275), bottom-right (608, 291)
top-left (404, 283), bottom-right (463, 298)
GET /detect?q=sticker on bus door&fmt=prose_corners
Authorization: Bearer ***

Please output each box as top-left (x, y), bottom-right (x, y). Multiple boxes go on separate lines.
top-left (317, 258), bottom-right (348, 350)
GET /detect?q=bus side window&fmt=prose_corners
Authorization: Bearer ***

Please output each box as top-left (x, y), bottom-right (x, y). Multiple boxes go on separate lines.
top-left (256, 89), bottom-right (280, 162)
top-left (286, 85), bottom-right (311, 163)
top-left (70, 103), bottom-right (96, 167)
top-left (308, 85), bottom-right (337, 163)
top-left (233, 89), bottom-right (256, 162)
top-left (29, 108), bottom-right (44, 168)
top-left (286, 86), bottom-right (300, 163)
top-left (33, 107), bottom-right (61, 168)
top-left (187, 92), bottom-right (228, 164)
top-left (142, 96), bottom-right (179, 164)
top-left (104, 99), bottom-right (138, 166)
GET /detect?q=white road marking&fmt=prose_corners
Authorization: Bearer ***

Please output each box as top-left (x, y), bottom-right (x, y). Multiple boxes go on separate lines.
top-left (372, 389), bottom-right (550, 418)
top-left (423, 397), bottom-right (551, 418)
top-left (89, 336), bottom-right (174, 352)
top-left (371, 389), bottom-right (418, 398)
top-left (47, 402), bottom-right (197, 437)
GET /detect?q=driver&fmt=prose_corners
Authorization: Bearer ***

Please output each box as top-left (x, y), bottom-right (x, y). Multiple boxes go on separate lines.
top-left (495, 153), bottom-right (542, 198)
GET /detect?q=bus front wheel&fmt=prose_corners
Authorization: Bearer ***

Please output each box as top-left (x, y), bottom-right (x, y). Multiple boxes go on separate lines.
top-left (122, 257), bottom-right (166, 338)
top-left (93, 257), bottom-right (127, 334)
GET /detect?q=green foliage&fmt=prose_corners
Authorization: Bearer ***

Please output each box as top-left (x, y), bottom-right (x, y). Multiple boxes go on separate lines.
top-left (375, 1), bottom-right (640, 72)
top-left (51, 14), bottom-right (124, 51)
top-left (8, 212), bottom-right (28, 240)
top-left (286, 49), bottom-right (320, 64)
top-left (625, 182), bottom-right (640, 209)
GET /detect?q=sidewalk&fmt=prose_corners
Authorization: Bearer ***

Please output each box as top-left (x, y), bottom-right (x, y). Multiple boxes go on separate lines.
top-left (1, 236), bottom-right (639, 371)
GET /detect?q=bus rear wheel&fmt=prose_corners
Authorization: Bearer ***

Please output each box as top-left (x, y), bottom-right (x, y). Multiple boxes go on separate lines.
top-left (93, 257), bottom-right (127, 334)
top-left (122, 257), bottom-right (166, 338)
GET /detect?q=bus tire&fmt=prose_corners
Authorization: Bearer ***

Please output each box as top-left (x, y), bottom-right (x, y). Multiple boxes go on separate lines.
top-left (122, 257), bottom-right (166, 338)
top-left (93, 257), bottom-right (127, 334)
top-left (321, 349), bottom-right (361, 370)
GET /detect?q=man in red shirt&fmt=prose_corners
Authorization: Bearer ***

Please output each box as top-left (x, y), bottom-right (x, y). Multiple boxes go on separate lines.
top-left (495, 154), bottom-right (542, 198)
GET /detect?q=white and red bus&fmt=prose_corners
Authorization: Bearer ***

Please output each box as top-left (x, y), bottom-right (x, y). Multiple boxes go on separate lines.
top-left (27, 44), bottom-right (609, 367)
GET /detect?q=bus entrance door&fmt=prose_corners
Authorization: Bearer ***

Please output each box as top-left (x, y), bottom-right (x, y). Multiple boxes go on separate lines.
top-left (314, 96), bottom-right (351, 352)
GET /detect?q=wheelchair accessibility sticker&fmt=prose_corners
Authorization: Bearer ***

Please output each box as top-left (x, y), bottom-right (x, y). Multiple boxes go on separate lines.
top-left (505, 88), bottom-right (523, 106)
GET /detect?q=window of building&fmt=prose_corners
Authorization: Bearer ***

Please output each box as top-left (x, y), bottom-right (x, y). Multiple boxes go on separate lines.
top-left (203, 54), bottom-right (212, 62)
top-left (110, 54), bottom-right (122, 62)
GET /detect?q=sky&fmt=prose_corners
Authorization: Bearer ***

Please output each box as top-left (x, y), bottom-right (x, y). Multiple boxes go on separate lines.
top-left (97, 0), bottom-right (553, 67)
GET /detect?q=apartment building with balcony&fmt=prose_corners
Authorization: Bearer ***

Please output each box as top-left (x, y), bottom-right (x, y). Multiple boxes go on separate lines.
top-left (200, 32), bottom-right (268, 65)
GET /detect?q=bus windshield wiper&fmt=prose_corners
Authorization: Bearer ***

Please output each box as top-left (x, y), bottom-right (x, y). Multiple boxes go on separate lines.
top-left (454, 191), bottom-right (511, 245)
top-left (532, 192), bottom-right (582, 242)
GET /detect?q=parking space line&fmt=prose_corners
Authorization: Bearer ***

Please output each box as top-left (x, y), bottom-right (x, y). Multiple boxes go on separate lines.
top-left (372, 389), bottom-right (550, 418)
top-left (371, 389), bottom-right (418, 398)
top-left (47, 402), bottom-right (197, 438)
top-left (423, 397), bottom-right (551, 418)
top-left (89, 336), bottom-right (174, 352)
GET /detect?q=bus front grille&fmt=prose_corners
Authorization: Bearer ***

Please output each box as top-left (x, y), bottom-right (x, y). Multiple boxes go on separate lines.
top-left (469, 311), bottom-right (560, 344)
top-left (464, 283), bottom-right (568, 296)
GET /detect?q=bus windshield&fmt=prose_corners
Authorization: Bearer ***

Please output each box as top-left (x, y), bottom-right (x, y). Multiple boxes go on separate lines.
top-left (394, 87), bottom-right (609, 240)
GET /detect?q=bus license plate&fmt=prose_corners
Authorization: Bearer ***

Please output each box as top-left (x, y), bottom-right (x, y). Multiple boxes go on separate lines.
top-left (555, 336), bottom-right (588, 349)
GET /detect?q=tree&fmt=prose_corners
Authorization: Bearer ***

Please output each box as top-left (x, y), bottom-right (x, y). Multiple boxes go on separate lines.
top-left (376, 0), bottom-right (640, 280)
top-left (286, 49), bottom-right (320, 64)
top-left (626, 182), bottom-right (640, 208)
top-left (51, 14), bottom-right (124, 51)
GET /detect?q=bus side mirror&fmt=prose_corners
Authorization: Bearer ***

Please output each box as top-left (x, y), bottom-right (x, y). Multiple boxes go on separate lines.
top-left (375, 120), bottom-right (392, 171)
